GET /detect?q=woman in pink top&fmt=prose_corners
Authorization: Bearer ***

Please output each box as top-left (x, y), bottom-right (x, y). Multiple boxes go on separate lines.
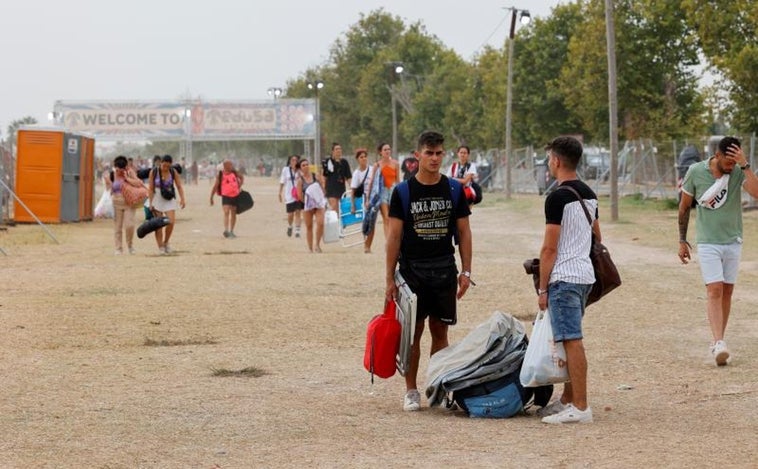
top-left (210, 159), bottom-right (244, 238)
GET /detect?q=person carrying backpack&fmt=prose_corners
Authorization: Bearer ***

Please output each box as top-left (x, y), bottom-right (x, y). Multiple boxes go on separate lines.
top-left (148, 154), bottom-right (186, 254)
top-left (385, 130), bottom-right (473, 412)
top-left (210, 159), bottom-right (244, 238)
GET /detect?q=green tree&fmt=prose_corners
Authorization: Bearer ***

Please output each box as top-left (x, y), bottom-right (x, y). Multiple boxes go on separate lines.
top-left (511, 3), bottom-right (586, 146)
top-left (560, 0), bottom-right (704, 142)
top-left (682, 0), bottom-right (758, 132)
top-left (6, 116), bottom-right (38, 148)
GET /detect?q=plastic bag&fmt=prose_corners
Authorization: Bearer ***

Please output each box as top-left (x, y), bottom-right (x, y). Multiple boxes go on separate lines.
top-left (94, 190), bottom-right (114, 218)
top-left (519, 309), bottom-right (569, 387)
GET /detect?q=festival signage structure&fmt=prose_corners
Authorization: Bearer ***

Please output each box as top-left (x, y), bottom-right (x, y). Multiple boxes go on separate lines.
top-left (54, 99), bottom-right (317, 141)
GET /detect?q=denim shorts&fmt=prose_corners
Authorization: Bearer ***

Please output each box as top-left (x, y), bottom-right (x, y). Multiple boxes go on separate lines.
top-left (547, 281), bottom-right (591, 342)
top-left (381, 185), bottom-right (395, 205)
top-left (697, 242), bottom-right (742, 284)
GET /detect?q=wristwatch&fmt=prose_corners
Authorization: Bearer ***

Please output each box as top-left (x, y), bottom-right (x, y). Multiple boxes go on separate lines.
top-left (461, 271), bottom-right (471, 278)
top-left (740, 163), bottom-right (751, 170)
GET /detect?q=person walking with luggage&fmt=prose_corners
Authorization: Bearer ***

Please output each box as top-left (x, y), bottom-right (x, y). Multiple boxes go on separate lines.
top-left (104, 155), bottom-right (140, 255)
top-left (385, 130), bottom-right (473, 411)
top-left (297, 159), bottom-right (326, 253)
top-left (678, 136), bottom-right (758, 366)
top-left (536, 136), bottom-right (599, 424)
top-left (148, 154), bottom-right (186, 254)
top-left (321, 142), bottom-right (351, 212)
top-left (210, 159), bottom-right (244, 238)
top-left (367, 142), bottom-right (401, 241)
top-left (278, 155), bottom-right (303, 238)
top-left (350, 148), bottom-right (375, 253)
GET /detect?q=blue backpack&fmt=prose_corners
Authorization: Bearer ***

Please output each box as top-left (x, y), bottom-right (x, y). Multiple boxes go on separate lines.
top-left (395, 176), bottom-right (463, 244)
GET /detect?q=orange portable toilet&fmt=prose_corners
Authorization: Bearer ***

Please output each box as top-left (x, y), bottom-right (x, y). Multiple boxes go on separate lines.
top-left (14, 127), bottom-right (95, 223)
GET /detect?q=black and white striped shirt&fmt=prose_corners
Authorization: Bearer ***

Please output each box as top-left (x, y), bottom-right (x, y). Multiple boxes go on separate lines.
top-left (545, 180), bottom-right (597, 285)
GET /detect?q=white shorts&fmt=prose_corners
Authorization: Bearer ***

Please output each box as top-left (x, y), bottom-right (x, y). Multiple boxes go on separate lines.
top-left (697, 242), bottom-right (742, 285)
top-left (152, 192), bottom-right (178, 213)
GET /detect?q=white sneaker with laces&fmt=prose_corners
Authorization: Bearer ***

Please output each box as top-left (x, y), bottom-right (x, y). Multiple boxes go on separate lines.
top-left (403, 389), bottom-right (421, 411)
top-left (541, 404), bottom-right (593, 424)
top-left (711, 340), bottom-right (729, 366)
top-left (536, 399), bottom-right (568, 417)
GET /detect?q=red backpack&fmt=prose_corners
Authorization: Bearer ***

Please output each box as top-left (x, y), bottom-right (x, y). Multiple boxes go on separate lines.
top-left (363, 301), bottom-right (401, 382)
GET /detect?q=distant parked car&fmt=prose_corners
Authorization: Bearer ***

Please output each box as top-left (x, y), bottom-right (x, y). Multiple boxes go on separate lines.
top-left (583, 146), bottom-right (611, 180)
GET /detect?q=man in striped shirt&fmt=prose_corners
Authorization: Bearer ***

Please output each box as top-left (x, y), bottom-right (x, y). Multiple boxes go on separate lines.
top-left (537, 136), bottom-right (601, 424)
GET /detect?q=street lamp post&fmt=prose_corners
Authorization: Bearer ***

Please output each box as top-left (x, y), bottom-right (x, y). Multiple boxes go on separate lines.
top-left (184, 107), bottom-right (192, 163)
top-left (387, 62), bottom-right (404, 157)
top-left (306, 80), bottom-right (324, 167)
top-left (504, 7), bottom-right (530, 199)
top-left (268, 87), bottom-right (283, 160)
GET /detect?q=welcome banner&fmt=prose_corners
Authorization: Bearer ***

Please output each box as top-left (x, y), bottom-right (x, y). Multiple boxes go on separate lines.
top-left (55, 99), bottom-right (317, 141)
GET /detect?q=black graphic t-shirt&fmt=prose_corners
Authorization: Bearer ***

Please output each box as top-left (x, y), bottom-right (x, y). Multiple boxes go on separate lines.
top-left (389, 176), bottom-right (470, 260)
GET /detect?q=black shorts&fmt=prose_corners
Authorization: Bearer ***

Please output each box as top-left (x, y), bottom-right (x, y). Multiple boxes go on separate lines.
top-left (286, 201), bottom-right (304, 213)
top-left (399, 255), bottom-right (458, 325)
top-left (221, 195), bottom-right (238, 206)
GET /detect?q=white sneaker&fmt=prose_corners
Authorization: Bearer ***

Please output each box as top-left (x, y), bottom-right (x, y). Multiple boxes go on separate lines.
top-left (164, 244), bottom-right (172, 254)
top-left (403, 389), bottom-right (421, 411)
top-left (128, 247), bottom-right (136, 255)
top-left (711, 340), bottom-right (730, 366)
top-left (541, 404), bottom-right (593, 424)
top-left (536, 399), bottom-right (568, 417)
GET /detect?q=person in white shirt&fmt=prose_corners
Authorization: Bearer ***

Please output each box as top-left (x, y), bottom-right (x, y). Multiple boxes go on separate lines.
top-left (278, 155), bottom-right (304, 238)
top-left (350, 148), bottom-right (375, 253)
top-left (447, 146), bottom-right (480, 205)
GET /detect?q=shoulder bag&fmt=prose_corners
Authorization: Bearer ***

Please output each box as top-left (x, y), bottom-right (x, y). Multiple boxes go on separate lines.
top-left (121, 177), bottom-right (149, 207)
top-left (561, 185), bottom-right (621, 306)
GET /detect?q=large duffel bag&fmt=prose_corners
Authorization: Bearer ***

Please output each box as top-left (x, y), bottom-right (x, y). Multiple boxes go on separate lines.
top-left (452, 371), bottom-right (554, 418)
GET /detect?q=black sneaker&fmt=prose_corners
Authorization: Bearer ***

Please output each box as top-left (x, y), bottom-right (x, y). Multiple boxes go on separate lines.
top-left (287, 227), bottom-right (293, 237)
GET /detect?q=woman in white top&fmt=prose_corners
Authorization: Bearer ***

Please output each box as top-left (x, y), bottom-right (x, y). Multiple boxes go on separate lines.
top-left (278, 155), bottom-right (303, 238)
top-left (296, 159), bottom-right (326, 253)
top-left (350, 148), bottom-right (375, 253)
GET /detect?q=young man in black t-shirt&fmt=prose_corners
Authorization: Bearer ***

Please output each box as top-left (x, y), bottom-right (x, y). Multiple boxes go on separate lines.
top-left (385, 130), bottom-right (473, 412)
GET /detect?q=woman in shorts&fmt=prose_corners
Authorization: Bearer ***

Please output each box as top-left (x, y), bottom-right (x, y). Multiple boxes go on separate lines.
top-left (148, 154), bottom-right (186, 254)
top-left (296, 159), bottom-right (326, 253)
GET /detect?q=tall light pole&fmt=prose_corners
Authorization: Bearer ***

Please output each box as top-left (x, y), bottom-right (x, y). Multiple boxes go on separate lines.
top-left (183, 107), bottom-right (192, 163)
top-left (306, 80), bottom-right (324, 167)
top-left (605, 0), bottom-right (619, 221)
top-left (268, 87), bottom-right (283, 161)
top-left (387, 62), bottom-right (405, 157)
top-left (504, 7), bottom-right (530, 199)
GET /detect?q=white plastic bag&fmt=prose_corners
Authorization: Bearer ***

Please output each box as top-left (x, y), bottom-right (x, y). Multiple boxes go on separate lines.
top-left (519, 309), bottom-right (569, 387)
top-left (323, 209), bottom-right (340, 244)
top-left (94, 190), bottom-right (114, 219)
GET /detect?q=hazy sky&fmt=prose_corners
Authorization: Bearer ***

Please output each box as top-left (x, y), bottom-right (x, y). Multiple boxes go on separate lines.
top-left (0, 0), bottom-right (564, 137)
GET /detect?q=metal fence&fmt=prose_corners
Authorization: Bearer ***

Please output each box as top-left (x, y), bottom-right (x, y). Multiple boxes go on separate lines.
top-left (476, 135), bottom-right (757, 201)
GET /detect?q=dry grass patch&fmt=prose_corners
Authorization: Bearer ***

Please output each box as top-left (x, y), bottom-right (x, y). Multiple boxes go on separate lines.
top-left (210, 366), bottom-right (267, 378)
top-left (143, 336), bottom-right (218, 347)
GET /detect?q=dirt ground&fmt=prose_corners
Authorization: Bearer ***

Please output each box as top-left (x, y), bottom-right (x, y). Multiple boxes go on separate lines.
top-left (1, 175), bottom-right (756, 468)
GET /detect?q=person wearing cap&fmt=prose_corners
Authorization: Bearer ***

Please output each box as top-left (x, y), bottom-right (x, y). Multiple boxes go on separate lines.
top-left (678, 136), bottom-right (758, 366)
top-left (537, 136), bottom-right (600, 424)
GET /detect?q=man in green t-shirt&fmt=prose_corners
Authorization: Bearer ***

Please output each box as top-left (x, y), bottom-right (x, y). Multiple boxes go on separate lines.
top-left (678, 136), bottom-right (758, 366)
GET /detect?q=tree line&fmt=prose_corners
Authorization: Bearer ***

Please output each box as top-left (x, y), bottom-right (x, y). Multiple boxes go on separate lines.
top-left (282, 1), bottom-right (756, 155)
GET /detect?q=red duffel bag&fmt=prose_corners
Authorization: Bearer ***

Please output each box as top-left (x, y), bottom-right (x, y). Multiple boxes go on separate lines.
top-left (363, 301), bottom-right (401, 382)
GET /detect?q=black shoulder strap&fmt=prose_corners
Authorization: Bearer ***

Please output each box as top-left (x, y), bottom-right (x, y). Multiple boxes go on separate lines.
top-left (560, 185), bottom-right (592, 226)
